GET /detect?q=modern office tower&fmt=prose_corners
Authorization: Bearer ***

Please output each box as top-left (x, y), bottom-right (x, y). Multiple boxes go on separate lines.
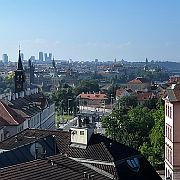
top-left (44, 53), bottom-right (48, 61)
top-left (39, 52), bottom-right (43, 61)
top-left (49, 53), bottom-right (52, 61)
top-left (2, 54), bottom-right (8, 64)
top-left (20, 53), bottom-right (24, 61)
top-left (30, 56), bottom-right (35, 61)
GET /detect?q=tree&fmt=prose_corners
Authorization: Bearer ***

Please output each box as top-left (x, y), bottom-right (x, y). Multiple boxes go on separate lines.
top-left (127, 107), bottom-right (154, 149)
top-left (74, 80), bottom-right (100, 95)
top-left (140, 106), bottom-right (165, 168)
top-left (103, 106), bottom-right (154, 150)
top-left (102, 108), bottom-right (129, 142)
top-left (103, 95), bottom-right (165, 168)
top-left (144, 98), bottom-right (158, 110)
top-left (51, 86), bottom-right (75, 115)
top-left (118, 95), bottom-right (138, 109)
top-left (106, 84), bottom-right (118, 103)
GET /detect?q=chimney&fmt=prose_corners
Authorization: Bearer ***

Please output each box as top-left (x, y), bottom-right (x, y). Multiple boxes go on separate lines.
top-left (12, 93), bottom-right (15, 100)
top-left (77, 115), bottom-right (82, 127)
top-left (15, 93), bottom-right (18, 99)
top-left (8, 93), bottom-right (12, 101)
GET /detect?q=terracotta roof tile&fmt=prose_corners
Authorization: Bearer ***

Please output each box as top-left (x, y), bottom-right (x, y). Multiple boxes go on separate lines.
top-left (0, 101), bottom-right (25, 125)
top-left (79, 93), bottom-right (108, 100)
top-left (129, 77), bottom-right (150, 84)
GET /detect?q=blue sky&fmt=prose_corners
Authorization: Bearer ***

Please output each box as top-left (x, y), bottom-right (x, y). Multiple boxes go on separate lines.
top-left (0, 0), bottom-right (179, 61)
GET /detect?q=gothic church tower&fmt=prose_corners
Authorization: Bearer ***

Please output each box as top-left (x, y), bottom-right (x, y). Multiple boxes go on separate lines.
top-left (14, 50), bottom-right (26, 93)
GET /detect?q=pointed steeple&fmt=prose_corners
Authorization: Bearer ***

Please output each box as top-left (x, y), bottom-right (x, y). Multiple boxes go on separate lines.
top-left (28, 58), bottom-right (32, 67)
top-left (52, 57), bottom-right (56, 69)
top-left (17, 50), bottom-right (23, 70)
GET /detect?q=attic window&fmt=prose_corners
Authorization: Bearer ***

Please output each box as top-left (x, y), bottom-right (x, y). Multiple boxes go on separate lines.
top-left (126, 157), bottom-right (140, 172)
top-left (80, 131), bottom-right (84, 135)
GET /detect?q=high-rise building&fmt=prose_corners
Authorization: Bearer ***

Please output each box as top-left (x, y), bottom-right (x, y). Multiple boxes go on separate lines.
top-left (2, 54), bottom-right (8, 64)
top-left (49, 53), bottom-right (52, 61)
top-left (44, 53), bottom-right (48, 61)
top-left (30, 56), bottom-right (35, 61)
top-left (20, 53), bottom-right (24, 61)
top-left (39, 52), bottom-right (43, 61)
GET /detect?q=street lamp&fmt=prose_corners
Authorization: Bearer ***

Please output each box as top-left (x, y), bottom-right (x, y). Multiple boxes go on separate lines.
top-left (68, 99), bottom-right (72, 116)
top-left (111, 94), bottom-right (113, 109)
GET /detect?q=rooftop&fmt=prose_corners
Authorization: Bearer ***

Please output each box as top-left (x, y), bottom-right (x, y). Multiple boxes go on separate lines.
top-left (0, 128), bottom-right (161, 180)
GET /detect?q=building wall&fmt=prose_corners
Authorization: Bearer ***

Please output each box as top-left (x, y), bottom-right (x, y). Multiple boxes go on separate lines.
top-left (27, 103), bottom-right (55, 130)
top-left (127, 82), bottom-right (150, 91)
top-left (116, 91), bottom-right (130, 100)
top-left (87, 99), bottom-right (104, 106)
top-left (165, 100), bottom-right (180, 180)
top-left (4, 126), bottom-right (18, 138)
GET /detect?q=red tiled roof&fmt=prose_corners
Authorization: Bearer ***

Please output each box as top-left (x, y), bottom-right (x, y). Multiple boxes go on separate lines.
top-left (128, 77), bottom-right (150, 84)
top-left (116, 88), bottom-right (133, 97)
top-left (79, 93), bottom-right (107, 100)
top-left (0, 101), bottom-right (25, 125)
top-left (116, 88), bottom-right (125, 96)
top-left (135, 92), bottom-right (155, 101)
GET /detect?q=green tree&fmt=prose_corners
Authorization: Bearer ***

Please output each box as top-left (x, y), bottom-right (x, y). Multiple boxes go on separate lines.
top-left (51, 86), bottom-right (75, 115)
top-left (127, 107), bottom-right (154, 149)
top-left (74, 80), bottom-right (100, 95)
top-left (103, 106), bottom-right (154, 150)
top-left (140, 106), bottom-right (165, 168)
top-left (118, 95), bottom-right (138, 109)
top-left (144, 98), bottom-right (158, 110)
top-left (102, 108), bottom-right (128, 142)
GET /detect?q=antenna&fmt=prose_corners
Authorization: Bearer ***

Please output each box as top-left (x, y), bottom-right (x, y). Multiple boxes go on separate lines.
top-left (19, 44), bottom-right (21, 52)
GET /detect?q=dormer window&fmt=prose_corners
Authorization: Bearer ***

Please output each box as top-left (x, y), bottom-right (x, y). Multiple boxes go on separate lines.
top-left (126, 157), bottom-right (140, 172)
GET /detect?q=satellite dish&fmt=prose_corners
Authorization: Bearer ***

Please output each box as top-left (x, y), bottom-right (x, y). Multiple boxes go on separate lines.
top-left (30, 142), bottom-right (44, 159)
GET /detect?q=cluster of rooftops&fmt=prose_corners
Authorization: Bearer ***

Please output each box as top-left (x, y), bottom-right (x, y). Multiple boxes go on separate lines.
top-left (0, 128), bottom-right (161, 180)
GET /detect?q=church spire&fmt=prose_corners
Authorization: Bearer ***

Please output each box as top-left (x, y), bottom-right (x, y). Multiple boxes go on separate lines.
top-left (52, 57), bottom-right (56, 69)
top-left (14, 49), bottom-right (25, 93)
top-left (17, 49), bottom-right (23, 70)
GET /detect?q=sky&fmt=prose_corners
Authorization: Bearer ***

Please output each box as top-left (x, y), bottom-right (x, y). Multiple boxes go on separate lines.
top-left (0, 0), bottom-right (179, 62)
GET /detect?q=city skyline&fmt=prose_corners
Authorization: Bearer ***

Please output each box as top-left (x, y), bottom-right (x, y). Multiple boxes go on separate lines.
top-left (0, 0), bottom-right (179, 62)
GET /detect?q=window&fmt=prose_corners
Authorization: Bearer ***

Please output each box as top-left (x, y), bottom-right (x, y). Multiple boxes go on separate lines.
top-left (168, 106), bottom-right (169, 117)
top-left (166, 144), bottom-right (172, 165)
top-left (80, 131), bottom-right (84, 135)
top-left (166, 123), bottom-right (172, 141)
top-left (170, 106), bottom-right (172, 119)
top-left (170, 128), bottom-right (172, 141)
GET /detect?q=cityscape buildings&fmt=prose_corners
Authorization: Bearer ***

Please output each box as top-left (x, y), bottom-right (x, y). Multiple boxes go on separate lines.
top-left (39, 51), bottom-right (43, 61)
top-left (2, 54), bottom-right (8, 64)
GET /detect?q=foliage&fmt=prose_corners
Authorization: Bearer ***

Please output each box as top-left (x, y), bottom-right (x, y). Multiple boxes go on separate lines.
top-left (144, 98), bottom-right (158, 110)
top-left (127, 107), bottom-right (154, 149)
top-left (140, 106), bottom-right (165, 168)
top-left (51, 85), bottom-right (76, 115)
top-left (106, 84), bottom-right (118, 103)
top-left (102, 95), bottom-right (165, 168)
top-left (74, 80), bottom-right (100, 95)
top-left (118, 95), bottom-right (138, 109)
